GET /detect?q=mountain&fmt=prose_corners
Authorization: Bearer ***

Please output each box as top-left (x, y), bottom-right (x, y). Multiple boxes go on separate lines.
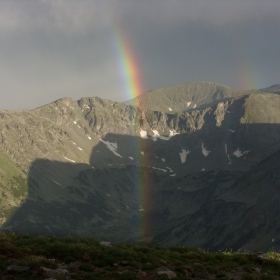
top-left (0, 82), bottom-right (280, 251)
top-left (126, 81), bottom-right (280, 112)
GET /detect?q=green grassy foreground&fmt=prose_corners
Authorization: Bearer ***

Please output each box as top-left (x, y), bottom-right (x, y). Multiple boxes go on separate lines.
top-left (0, 232), bottom-right (280, 279)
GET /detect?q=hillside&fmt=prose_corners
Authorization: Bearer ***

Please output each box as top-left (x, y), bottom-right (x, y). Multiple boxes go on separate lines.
top-left (126, 81), bottom-right (280, 112)
top-left (1, 232), bottom-right (280, 280)
top-left (0, 82), bottom-right (280, 251)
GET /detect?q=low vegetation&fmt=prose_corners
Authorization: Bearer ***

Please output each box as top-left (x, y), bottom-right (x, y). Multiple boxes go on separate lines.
top-left (0, 232), bottom-right (280, 279)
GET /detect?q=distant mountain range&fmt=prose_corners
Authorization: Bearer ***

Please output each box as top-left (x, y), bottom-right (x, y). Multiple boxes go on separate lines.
top-left (1, 81), bottom-right (280, 251)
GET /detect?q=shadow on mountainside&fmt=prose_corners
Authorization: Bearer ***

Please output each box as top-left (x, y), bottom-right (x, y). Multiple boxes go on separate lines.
top-left (1, 123), bottom-right (280, 250)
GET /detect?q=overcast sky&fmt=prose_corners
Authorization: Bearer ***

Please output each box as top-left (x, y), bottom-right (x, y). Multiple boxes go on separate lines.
top-left (0, 0), bottom-right (280, 110)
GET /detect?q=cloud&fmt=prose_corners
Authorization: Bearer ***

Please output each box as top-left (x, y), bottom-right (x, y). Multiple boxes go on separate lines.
top-left (0, 0), bottom-right (279, 110)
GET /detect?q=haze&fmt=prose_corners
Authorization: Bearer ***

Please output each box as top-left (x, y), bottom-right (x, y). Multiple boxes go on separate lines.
top-left (0, 0), bottom-right (279, 110)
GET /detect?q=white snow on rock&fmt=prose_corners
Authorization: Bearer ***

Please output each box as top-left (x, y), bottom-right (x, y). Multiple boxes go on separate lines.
top-left (170, 174), bottom-right (176, 176)
top-left (229, 129), bottom-right (235, 133)
top-left (179, 149), bottom-right (190, 163)
top-left (141, 151), bottom-right (144, 155)
top-left (193, 104), bottom-right (197, 108)
top-left (161, 158), bottom-right (165, 162)
top-left (152, 167), bottom-right (167, 172)
top-left (128, 156), bottom-right (134, 160)
top-left (78, 147), bottom-right (83, 150)
top-left (77, 125), bottom-right (81, 128)
top-left (169, 129), bottom-right (179, 137)
top-left (225, 144), bottom-right (232, 164)
top-left (187, 101), bottom-right (191, 107)
top-left (73, 121), bottom-right (77, 124)
top-left (201, 168), bottom-right (205, 171)
top-left (100, 139), bottom-right (122, 158)
top-left (202, 143), bottom-right (210, 157)
top-left (107, 194), bottom-right (110, 197)
top-left (140, 130), bottom-right (148, 139)
top-left (139, 207), bottom-right (145, 212)
top-left (88, 136), bottom-right (91, 140)
top-left (64, 157), bottom-right (76, 163)
top-left (52, 180), bottom-right (62, 186)
top-left (166, 167), bottom-right (173, 172)
top-left (168, 107), bottom-right (172, 111)
top-left (152, 129), bottom-right (179, 141)
top-left (233, 149), bottom-right (249, 158)
top-left (72, 142), bottom-right (76, 145)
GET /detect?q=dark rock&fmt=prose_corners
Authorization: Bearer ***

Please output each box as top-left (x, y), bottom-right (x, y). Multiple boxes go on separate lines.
top-left (120, 260), bottom-right (130, 266)
top-left (7, 265), bottom-right (30, 273)
top-left (136, 271), bottom-right (147, 279)
top-left (193, 271), bottom-right (209, 279)
top-left (156, 270), bottom-right (177, 279)
top-left (40, 267), bottom-right (70, 280)
top-left (155, 266), bottom-right (170, 272)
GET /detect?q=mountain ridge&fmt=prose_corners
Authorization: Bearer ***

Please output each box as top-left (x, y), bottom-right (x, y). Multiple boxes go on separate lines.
top-left (0, 81), bottom-right (280, 250)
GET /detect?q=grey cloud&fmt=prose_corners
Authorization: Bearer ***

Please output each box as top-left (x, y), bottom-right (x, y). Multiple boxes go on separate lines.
top-left (0, 0), bottom-right (279, 110)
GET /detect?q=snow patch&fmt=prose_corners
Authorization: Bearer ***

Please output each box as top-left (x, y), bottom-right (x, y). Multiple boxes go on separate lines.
top-left (100, 139), bottom-right (122, 158)
top-left (128, 156), bottom-right (134, 160)
top-left (169, 129), bottom-right (179, 137)
top-left (202, 143), bottom-right (210, 157)
top-left (88, 136), bottom-right (91, 140)
top-left (168, 107), bottom-right (172, 111)
top-left (193, 104), bottom-right (197, 108)
top-left (229, 129), bottom-right (235, 133)
top-left (151, 167), bottom-right (167, 172)
top-left (201, 168), bottom-right (205, 171)
top-left (140, 130), bottom-right (148, 139)
top-left (187, 102), bottom-right (191, 107)
top-left (141, 151), bottom-right (144, 155)
top-left (52, 180), bottom-right (62, 186)
top-left (64, 157), bottom-right (76, 163)
top-left (107, 194), bottom-right (110, 197)
top-left (78, 147), bottom-right (83, 150)
top-left (179, 149), bottom-right (190, 163)
top-left (139, 207), bottom-right (145, 212)
top-left (73, 121), bottom-right (77, 124)
top-left (166, 167), bottom-right (173, 172)
top-left (161, 158), bottom-right (165, 162)
top-left (72, 142), bottom-right (76, 145)
top-left (233, 149), bottom-right (249, 158)
top-left (225, 144), bottom-right (232, 164)
top-left (152, 129), bottom-right (179, 141)
top-left (170, 174), bottom-right (176, 177)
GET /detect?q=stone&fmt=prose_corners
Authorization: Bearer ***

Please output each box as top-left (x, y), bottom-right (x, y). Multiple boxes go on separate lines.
top-left (136, 271), bottom-right (147, 279)
top-left (155, 266), bottom-right (170, 272)
top-left (232, 276), bottom-right (242, 280)
top-left (183, 265), bottom-right (194, 273)
top-left (120, 260), bottom-right (130, 266)
top-left (7, 265), bottom-right (30, 273)
top-left (156, 270), bottom-right (177, 279)
top-left (252, 267), bottom-right (261, 274)
top-left (67, 261), bottom-right (81, 272)
top-left (40, 267), bottom-right (70, 280)
top-left (99, 241), bottom-right (112, 247)
top-left (192, 271), bottom-right (209, 279)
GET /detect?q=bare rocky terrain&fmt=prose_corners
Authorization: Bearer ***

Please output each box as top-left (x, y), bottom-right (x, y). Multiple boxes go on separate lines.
top-left (1, 81), bottom-right (280, 251)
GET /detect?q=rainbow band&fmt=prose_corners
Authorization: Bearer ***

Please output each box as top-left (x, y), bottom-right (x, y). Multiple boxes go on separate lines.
top-left (113, 27), bottom-right (150, 241)
top-left (114, 28), bottom-right (143, 106)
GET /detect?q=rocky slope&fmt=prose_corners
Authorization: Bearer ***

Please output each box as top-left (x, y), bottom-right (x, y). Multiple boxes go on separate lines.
top-left (0, 82), bottom-right (280, 250)
top-left (127, 81), bottom-right (280, 112)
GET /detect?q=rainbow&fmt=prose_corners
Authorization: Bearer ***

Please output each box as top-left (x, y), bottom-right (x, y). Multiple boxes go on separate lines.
top-left (113, 28), bottom-right (143, 107)
top-left (113, 27), bottom-right (152, 241)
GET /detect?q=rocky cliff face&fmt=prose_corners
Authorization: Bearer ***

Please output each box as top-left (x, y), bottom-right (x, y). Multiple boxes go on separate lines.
top-left (1, 82), bottom-right (280, 250)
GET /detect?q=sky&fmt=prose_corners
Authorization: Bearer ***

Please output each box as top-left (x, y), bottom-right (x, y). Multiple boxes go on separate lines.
top-left (0, 0), bottom-right (280, 110)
